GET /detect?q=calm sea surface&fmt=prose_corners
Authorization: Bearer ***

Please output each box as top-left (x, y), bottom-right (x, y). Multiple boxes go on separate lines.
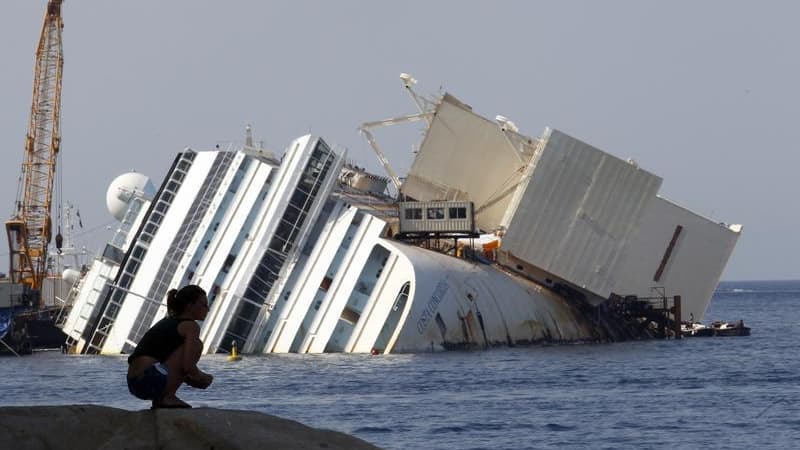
top-left (2, 280), bottom-right (799, 449)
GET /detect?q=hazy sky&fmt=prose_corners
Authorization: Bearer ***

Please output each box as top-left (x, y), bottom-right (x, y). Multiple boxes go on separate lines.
top-left (1, 1), bottom-right (797, 281)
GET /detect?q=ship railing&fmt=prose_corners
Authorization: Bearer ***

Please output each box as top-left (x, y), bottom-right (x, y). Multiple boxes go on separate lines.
top-left (608, 288), bottom-right (683, 338)
top-left (53, 271), bottom-right (87, 327)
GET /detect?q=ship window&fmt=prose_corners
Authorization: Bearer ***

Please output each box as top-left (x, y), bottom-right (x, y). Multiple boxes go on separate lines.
top-left (319, 276), bottom-right (332, 292)
top-left (427, 208), bottom-right (445, 220)
top-left (222, 254), bottom-right (236, 273)
top-left (126, 259), bottom-right (140, 274)
top-left (448, 207), bottom-right (467, 219)
top-left (405, 208), bottom-right (422, 220)
top-left (340, 306), bottom-right (361, 325)
top-left (119, 273), bottom-right (133, 289)
top-left (132, 245), bottom-right (145, 259)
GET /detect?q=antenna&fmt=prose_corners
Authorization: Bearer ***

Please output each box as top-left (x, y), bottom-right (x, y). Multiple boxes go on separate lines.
top-left (245, 124), bottom-right (254, 148)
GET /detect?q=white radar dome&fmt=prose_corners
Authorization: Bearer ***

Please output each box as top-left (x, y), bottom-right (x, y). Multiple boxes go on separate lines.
top-left (106, 172), bottom-right (156, 221)
top-left (62, 268), bottom-right (81, 286)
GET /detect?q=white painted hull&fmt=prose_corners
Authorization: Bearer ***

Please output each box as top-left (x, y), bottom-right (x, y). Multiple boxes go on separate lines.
top-left (379, 241), bottom-right (599, 353)
top-left (60, 88), bottom-right (741, 356)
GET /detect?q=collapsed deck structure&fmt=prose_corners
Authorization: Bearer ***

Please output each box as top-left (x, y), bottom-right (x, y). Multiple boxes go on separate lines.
top-left (59, 80), bottom-right (741, 355)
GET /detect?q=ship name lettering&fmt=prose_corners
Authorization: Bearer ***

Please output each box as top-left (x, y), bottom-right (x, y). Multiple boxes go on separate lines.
top-left (416, 280), bottom-right (449, 334)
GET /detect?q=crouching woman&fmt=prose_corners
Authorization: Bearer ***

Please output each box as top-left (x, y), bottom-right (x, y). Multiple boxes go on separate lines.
top-left (127, 285), bottom-right (214, 408)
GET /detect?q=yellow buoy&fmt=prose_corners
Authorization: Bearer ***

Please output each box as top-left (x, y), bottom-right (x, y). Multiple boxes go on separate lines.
top-left (227, 340), bottom-right (242, 362)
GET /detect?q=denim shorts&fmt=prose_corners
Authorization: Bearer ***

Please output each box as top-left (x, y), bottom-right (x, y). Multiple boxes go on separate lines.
top-left (127, 362), bottom-right (168, 401)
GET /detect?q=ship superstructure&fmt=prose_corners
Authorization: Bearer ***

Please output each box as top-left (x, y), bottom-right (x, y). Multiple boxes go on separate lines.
top-left (396, 92), bottom-right (741, 321)
top-left (61, 80), bottom-right (741, 355)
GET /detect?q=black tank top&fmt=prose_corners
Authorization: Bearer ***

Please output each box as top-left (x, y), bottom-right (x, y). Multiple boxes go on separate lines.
top-left (128, 316), bottom-right (195, 364)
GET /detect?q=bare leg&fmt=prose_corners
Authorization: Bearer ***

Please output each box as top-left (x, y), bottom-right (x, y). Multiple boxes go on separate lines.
top-left (157, 342), bottom-right (200, 407)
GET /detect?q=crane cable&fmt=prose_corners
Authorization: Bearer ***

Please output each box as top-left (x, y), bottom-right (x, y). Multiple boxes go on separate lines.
top-left (56, 150), bottom-right (63, 254)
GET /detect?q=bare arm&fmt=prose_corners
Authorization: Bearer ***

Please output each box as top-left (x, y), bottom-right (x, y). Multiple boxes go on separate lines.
top-left (178, 320), bottom-right (213, 387)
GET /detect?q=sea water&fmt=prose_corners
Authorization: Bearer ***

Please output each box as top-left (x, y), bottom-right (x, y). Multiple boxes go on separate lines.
top-left (2, 280), bottom-right (799, 449)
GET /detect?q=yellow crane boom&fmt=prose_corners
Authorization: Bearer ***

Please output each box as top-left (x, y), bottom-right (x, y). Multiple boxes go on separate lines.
top-left (6, 0), bottom-right (64, 300)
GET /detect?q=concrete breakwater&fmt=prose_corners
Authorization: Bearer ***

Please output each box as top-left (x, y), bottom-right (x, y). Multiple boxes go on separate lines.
top-left (0, 405), bottom-right (381, 450)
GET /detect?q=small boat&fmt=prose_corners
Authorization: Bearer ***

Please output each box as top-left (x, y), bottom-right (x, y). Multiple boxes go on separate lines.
top-left (682, 320), bottom-right (750, 337)
top-left (710, 320), bottom-right (751, 337)
top-left (681, 321), bottom-right (714, 337)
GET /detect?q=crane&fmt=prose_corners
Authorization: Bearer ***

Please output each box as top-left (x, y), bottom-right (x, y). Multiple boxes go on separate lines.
top-left (358, 73), bottom-right (434, 196)
top-left (5, 0), bottom-right (64, 307)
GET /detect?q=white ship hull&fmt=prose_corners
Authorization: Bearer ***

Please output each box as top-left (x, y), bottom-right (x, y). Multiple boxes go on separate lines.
top-left (60, 86), bottom-right (741, 355)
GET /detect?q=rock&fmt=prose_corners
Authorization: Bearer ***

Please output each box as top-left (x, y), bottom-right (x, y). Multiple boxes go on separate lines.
top-left (0, 405), bottom-right (382, 450)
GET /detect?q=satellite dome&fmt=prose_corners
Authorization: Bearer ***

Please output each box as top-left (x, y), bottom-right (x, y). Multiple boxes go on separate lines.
top-left (62, 268), bottom-right (81, 286)
top-left (106, 172), bottom-right (156, 221)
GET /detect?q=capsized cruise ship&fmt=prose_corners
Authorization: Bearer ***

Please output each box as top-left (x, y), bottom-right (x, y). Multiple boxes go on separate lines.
top-left (58, 78), bottom-right (742, 355)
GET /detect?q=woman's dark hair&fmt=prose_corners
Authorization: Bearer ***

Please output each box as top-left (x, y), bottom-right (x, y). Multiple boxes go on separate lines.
top-left (167, 285), bottom-right (206, 316)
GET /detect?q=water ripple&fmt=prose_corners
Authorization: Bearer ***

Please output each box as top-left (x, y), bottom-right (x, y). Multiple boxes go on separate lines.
top-left (1, 281), bottom-right (798, 449)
